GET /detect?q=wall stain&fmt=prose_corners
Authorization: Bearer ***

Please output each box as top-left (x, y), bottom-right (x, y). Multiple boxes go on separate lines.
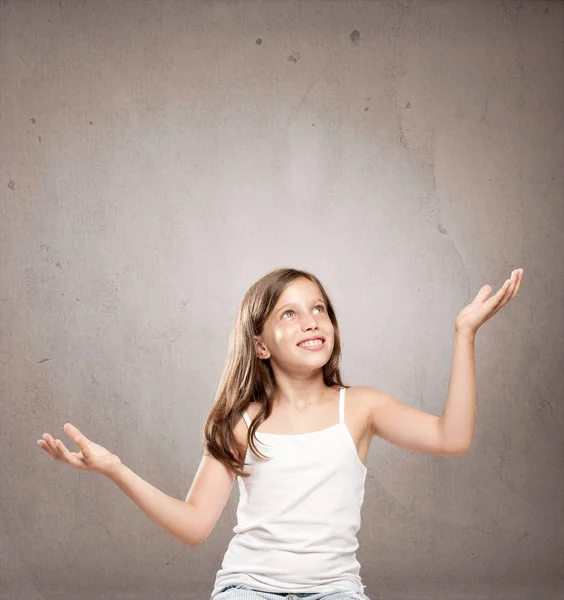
top-left (287, 51), bottom-right (300, 63)
top-left (8, 180), bottom-right (15, 190)
top-left (518, 529), bottom-right (529, 542)
top-left (350, 30), bottom-right (360, 45)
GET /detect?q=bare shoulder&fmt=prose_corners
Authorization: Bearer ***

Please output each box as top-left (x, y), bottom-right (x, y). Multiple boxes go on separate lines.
top-left (343, 385), bottom-right (378, 430)
top-left (346, 384), bottom-right (397, 426)
top-left (347, 385), bottom-right (383, 406)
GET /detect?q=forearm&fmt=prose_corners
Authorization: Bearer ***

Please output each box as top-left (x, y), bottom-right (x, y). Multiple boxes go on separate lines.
top-left (438, 329), bottom-right (477, 453)
top-left (107, 463), bottom-right (202, 547)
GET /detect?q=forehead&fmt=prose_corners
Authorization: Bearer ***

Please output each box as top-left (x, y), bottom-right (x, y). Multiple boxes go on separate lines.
top-left (275, 278), bottom-right (323, 306)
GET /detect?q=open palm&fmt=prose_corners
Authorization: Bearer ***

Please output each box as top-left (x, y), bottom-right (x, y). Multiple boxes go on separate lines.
top-left (455, 268), bottom-right (523, 335)
top-left (37, 422), bottom-right (121, 477)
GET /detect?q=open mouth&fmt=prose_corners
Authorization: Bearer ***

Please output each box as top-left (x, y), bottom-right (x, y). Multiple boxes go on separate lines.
top-left (297, 338), bottom-right (325, 350)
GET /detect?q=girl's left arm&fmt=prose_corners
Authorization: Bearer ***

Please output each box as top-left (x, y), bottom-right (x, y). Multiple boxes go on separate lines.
top-left (437, 329), bottom-right (477, 453)
top-left (439, 268), bottom-right (524, 452)
top-left (367, 269), bottom-right (523, 456)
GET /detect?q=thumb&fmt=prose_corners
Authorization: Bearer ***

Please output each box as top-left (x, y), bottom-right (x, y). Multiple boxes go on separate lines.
top-left (63, 423), bottom-right (91, 452)
top-left (476, 284), bottom-right (492, 302)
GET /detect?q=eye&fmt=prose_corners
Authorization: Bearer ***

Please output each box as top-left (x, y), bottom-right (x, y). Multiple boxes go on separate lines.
top-left (281, 305), bottom-right (326, 319)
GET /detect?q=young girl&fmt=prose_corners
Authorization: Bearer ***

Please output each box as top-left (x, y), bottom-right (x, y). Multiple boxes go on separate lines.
top-left (37, 266), bottom-right (523, 600)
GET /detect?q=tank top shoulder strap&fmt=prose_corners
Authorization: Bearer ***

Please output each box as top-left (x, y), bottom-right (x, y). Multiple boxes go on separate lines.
top-left (242, 410), bottom-right (252, 428)
top-left (339, 386), bottom-right (345, 424)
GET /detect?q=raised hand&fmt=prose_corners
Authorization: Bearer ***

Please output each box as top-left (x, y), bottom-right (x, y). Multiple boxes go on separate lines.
top-left (455, 268), bottom-right (523, 336)
top-left (37, 422), bottom-right (122, 478)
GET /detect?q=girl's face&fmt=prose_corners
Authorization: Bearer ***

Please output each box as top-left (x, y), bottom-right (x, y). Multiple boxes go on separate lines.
top-left (254, 278), bottom-right (335, 370)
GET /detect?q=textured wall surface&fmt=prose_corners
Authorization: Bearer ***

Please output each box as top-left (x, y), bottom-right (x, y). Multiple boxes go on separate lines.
top-left (1, 1), bottom-right (563, 599)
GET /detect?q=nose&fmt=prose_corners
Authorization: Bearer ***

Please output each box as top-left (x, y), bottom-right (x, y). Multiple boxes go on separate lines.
top-left (301, 314), bottom-right (319, 331)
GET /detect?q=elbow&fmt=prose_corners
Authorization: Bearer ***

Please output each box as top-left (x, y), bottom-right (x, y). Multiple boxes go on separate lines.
top-left (441, 432), bottom-right (472, 456)
top-left (184, 536), bottom-right (201, 548)
top-left (447, 442), bottom-right (471, 456)
top-left (185, 532), bottom-right (205, 547)
top-left (186, 530), bottom-right (209, 547)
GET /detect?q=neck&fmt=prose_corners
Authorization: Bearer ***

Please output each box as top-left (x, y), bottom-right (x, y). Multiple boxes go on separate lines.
top-left (272, 379), bottom-right (332, 412)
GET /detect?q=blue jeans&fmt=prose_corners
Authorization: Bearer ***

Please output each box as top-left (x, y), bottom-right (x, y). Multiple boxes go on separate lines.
top-left (213, 584), bottom-right (370, 600)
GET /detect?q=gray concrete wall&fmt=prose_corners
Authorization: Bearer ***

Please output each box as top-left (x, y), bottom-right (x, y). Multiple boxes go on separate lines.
top-left (1, 1), bottom-right (563, 599)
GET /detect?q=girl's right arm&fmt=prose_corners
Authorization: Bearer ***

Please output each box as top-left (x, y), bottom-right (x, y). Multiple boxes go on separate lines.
top-left (106, 463), bottom-right (203, 547)
top-left (37, 422), bottom-right (236, 547)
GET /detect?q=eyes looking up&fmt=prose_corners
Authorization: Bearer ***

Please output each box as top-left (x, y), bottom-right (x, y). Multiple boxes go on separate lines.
top-left (281, 305), bottom-right (326, 320)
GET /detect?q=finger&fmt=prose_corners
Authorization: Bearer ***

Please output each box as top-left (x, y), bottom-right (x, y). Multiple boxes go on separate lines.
top-left (499, 277), bottom-right (517, 305)
top-left (63, 422), bottom-right (84, 441)
top-left (488, 278), bottom-right (511, 308)
top-left (503, 271), bottom-right (520, 303)
top-left (489, 275), bottom-right (519, 318)
top-left (63, 423), bottom-right (92, 456)
top-left (509, 269), bottom-right (523, 300)
top-left (42, 433), bottom-right (59, 455)
top-left (73, 433), bottom-right (92, 460)
top-left (37, 439), bottom-right (59, 459)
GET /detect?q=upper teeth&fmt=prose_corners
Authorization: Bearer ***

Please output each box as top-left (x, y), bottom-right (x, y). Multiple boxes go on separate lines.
top-left (299, 339), bottom-right (323, 347)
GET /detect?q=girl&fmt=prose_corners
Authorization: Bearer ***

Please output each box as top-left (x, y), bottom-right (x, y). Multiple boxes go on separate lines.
top-left (37, 266), bottom-right (523, 600)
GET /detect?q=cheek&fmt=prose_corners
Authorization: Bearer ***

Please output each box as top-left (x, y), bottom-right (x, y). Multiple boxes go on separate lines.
top-left (273, 328), bottom-right (290, 343)
top-left (272, 323), bottom-right (298, 346)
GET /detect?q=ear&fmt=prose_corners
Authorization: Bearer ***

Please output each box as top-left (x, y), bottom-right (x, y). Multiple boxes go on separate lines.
top-left (253, 335), bottom-right (271, 360)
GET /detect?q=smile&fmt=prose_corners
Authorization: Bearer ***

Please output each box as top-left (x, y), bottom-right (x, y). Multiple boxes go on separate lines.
top-left (298, 339), bottom-right (325, 350)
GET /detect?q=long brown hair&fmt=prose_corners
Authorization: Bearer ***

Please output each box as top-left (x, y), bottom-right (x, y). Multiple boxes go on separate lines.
top-left (202, 267), bottom-right (349, 478)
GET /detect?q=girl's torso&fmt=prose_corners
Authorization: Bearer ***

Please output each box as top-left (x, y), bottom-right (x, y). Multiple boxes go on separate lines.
top-left (212, 385), bottom-right (369, 597)
top-left (234, 385), bottom-right (372, 467)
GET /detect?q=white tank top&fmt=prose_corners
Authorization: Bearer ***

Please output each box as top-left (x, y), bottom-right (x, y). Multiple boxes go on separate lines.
top-left (210, 386), bottom-right (368, 598)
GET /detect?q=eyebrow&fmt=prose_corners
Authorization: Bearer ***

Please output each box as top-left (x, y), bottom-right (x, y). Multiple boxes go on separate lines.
top-left (275, 298), bottom-right (326, 314)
